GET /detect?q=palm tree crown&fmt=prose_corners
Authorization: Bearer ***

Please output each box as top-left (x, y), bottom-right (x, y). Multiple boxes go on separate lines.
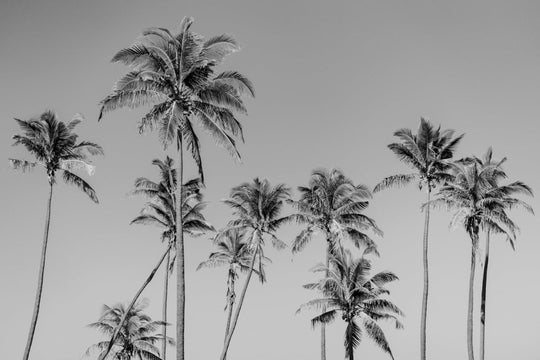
top-left (291, 168), bottom-right (381, 256)
top-left (98, 17), bottom-right (254, 180)
top-left (374, 118), bottom-right (463, 192)
top-left (10, 110), bottom-right (103, 200)
top-left (86, 301), bottom-right (172, 360)
top-left (298, 250), bottom-right (403, 360)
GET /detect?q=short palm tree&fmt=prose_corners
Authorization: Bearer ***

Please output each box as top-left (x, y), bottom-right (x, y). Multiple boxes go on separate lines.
top-left (101, 157), bottom-right (213, 360)
top-left (298, 249), bottom-right (403, 360)
top-left (374, 118), bottom-right (463, 360)
top-left (86, 300), bottom-right (172, 360)
top-left (98, 17), bottom-right (253, 360)
top-left (290, 168), bottom-right (381, 360)
top-left (9, 111), bottom-right (103, 360)
top-left (197, 228), bottom-right (266, 351)
top-left (219, 178), bottom-right (291, 360)
top-left (429, 159), bottom-right (518, 360)
top-left (468, 149), bottom-right (534, 360)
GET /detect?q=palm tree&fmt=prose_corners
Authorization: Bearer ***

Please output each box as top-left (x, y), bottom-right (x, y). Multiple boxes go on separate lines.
top-left (98, 17), bottom-right (254, 360)
top-left (429, 159), bottom-right (520, 360)
top-left (86, 300), bottom-right (172, 360)
top-left (197, 228), bottom-right (266, 352)
top-left (102, 157), bottom-right (213, 360)
top-left (374, 118), bottom-right (463, 360)
top-left (290, 168), bottom-right (382, 360)
top-left (9, 111), bottom-right (103, 360)
top-left (298, 249), bottom-right (403, 360)
top-left (219, 178), bottom-right (290, 360)
top-left (467, 149), bottom-right (534, 360)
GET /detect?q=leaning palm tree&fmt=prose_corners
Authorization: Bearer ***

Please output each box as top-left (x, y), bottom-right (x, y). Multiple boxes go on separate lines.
top-left (219, 178), bottom-right (291, 360)
top-left (429, 159), bottom-right (517, 360)
top-left (98, 17), bottom-right (254, 360)
top-left (197, 228), bottom-right (266, 352)
top-left (9, 111), bottom-right (103, 360)
top-left (101, 157), bottom-right (213, 360)
top-left (468, 149), bottom-right (534, 360)
top-left (374, 118), bottom-right (463, 360)
top-left (290, 168), bottom-right (382, 360)
top-left (298, 249), bottom-right (403, 360)
top-left (86, 300), bottom-right (172, 360)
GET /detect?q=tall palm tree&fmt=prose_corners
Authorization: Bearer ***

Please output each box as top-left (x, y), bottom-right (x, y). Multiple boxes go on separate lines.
top-left (102, 157), bottom-right (213, 360)
top-left (98, 17), bottom-right (254, 360)
top-left (374, 118), bottom-right (463, 360)
top-left (467, 149), bottom-right (534, 360)
top-left (86, 300), bottom-right (172, 360)
top-left (298, 249), bottom-right (403, 360)
top-left (429, 159), bottom-right (518, 360)
top-left (9, 111), bottom-right (103, 360)
top-left (197, 228), bottom-right (266, 352)
top-left (290, 168), bottom-right (382, 360)
top-left (219, 178), bottom-right (290, 360)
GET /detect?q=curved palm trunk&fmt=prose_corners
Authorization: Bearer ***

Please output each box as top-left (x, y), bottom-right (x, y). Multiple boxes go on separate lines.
top-left (175, 142), bottom-right (185, 360)
top-left (224, 270), bottom-right (235, 342)
top-left (420, 189), bottom-right (431, 360)
top-left (219, 244), bottom-right (259, 360)
top-left (479, 231), bottom-right (490, 360)
top-left (22, 182), bottom-right (54, 360)
top-left (467, 235), bottom-right (477, 360)
top-left (99, 245), bottom-right (172, 360)
top-left (162, 250), bottom-right (171, 360)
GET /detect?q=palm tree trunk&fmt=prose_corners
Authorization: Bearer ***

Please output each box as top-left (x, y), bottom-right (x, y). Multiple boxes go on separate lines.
top-left (222, 270), bottom-right (235, 360)
top-left (479, 231), bottom-right (490, 360)
top-left (321, 242), bottom-right (330, 360)
top-left (175, 140), bottom-right (185, 360)
top-left (420, 188), bottom-right (431, 360)
top-left (99, 245), bottom-right (172, 360)
top-left (22, 182), bottom-right (54, 360)
top-left (219, 243), bottom-right (259, 360)
top-left (467, 236), bottom-right (477, 360)
top-left (162, 250), bottom-right (171, 360)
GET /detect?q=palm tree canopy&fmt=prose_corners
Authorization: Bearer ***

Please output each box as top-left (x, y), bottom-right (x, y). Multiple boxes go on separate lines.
top-left (374, 118), bottom-right (464, 192)
top-left (428, 149), bottom-right (533, 249)
top-left (98, 17), bottom-right (254, 182)
top-left (222, 178), bottom-right (291, 276)
top-left (290, 168), bottom-right (382, 256)
top-left (298, 250), bottom-right (403, 359)
top-left (86, 300), bottom-right (173, 360)
top-left (10, 111), bottom-right (103, 202)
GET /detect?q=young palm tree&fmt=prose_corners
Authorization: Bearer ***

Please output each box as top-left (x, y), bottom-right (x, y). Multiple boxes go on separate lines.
top-left (219, 178), bottom-right (291, 360)
top-left (98, 17), bottom-right (254, 360)
top-left (374, 118), bottom-right (463, 360)
top-left (290, 168), bottom-right (381, 360)
top-left (9, 111), bottom-right (103, 360)
top-left (429, 159), bottom-right (519, 360)
top-left (298, 249), bottom-right (403, 360)
top-left (86, 300), bottom-right (172, 360)
top-left (468, 149), bottom-right (534, 360)
top-left (197, 228), bottom-right (266, 351)
top-left (101, 157), bottom-right (213, 360)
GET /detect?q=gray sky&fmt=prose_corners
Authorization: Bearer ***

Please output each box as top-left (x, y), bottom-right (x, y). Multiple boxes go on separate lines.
top-left (1, 0), bottom-right (539, 359)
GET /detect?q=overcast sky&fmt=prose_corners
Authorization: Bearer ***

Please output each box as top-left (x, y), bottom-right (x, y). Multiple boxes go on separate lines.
top-left (1, 1), bottom-right (540, 359)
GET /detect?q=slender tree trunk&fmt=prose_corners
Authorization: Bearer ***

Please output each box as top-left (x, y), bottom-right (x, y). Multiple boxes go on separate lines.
top-left (99, 245), bottom-right (172, 360)
top-left (479, 231), bottom-right (490, 360)
top-left (467, 236), bottom-right (477, 360)
top-left (22, 182), bottom-right (54, 360)
top-left (219, 243), bottom-right (259, 360)
top-left (162, 250), bottom-right (171, 360)
top-left (321, 241), bottom-right (330, 360)
top-left (175, 141), bottom-right (185, 360)
top-left (420, 188), bottom-right (431, 360)
top-left (222, 270), bottom-right (235, 360)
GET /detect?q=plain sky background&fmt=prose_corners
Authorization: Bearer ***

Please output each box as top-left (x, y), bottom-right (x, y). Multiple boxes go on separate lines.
top-left (1, 1), bottom-right (539, 359)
